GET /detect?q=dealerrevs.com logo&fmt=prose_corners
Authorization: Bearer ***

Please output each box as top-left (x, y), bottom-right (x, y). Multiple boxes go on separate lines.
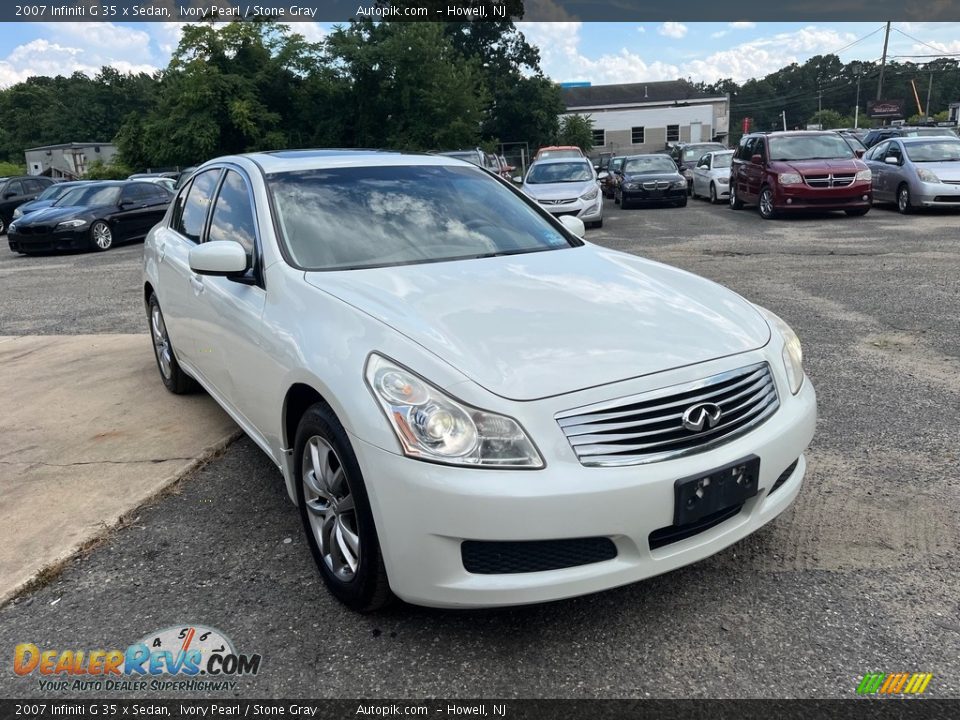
top-left (13, 624), bottom-right (261, 693)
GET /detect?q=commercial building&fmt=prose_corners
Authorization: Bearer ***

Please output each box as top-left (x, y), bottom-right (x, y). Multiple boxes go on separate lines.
top-left (560, 80), bottom-right (731, 155)
top-left (24, 142), bottom-right (119, 180)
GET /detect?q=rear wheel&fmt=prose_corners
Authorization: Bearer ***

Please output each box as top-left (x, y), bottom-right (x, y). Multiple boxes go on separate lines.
top-left (758, 186), bottom-right (777, 219)
top-left (90, 221), bottom-right (113, 251)
top-left (295, 403), bottom-right (391, 612)
top-left (897, 184), bottom-right (912, 214)
top-left (729, 183), bottom-right (744, 210)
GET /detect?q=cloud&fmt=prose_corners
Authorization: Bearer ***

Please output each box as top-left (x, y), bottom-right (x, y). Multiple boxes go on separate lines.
top-left (637, 26), bottom-right (646, 34)
top-left (658, 22), bottom-right (688, 39)
top-left (0, 37), bottom-right (158, 88)
top-left (711, 31), bottom-right (728, 39)
top-left (729, 22), bottom-right (756, 29)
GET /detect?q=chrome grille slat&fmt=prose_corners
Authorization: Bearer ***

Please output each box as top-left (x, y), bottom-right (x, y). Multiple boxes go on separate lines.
top-left (556, 362), bottom-right (780, 466)
top-left (557, 366), bottom-right (767, 428)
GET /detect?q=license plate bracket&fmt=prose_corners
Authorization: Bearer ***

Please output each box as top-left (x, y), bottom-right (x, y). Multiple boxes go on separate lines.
top-left (673, 455), bottom-right (760, 526)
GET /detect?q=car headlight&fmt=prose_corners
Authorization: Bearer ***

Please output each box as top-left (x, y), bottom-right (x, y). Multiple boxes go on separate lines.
top-left (855, 168), bottom-right (872, 182)
top-left (670, 180), bottom-right (687, 189)
top-left (580, 186), bottom-right (599, 202)
top-left (756, 306), bottom-right (804, 395)
top-left (13, 207), bottom-right (23, 219)
top-left (779, 172), bottom-right (802, 185)
top-left (55, 219), bottom-right (88, 230)
top-left (916, 168), bottom-right (940, 183)
top-left (715, 176), bottom-right (729, 185)
top-left (624, 182), bottom-right (638, 190)
top-left (365, 354), bottom-right (543, 468)
top-left (8, 223), bottom-right (16, 233)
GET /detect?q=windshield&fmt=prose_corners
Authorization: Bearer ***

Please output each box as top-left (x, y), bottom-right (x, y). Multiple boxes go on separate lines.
top-left (904, 140), bottom-right (960, 162)
top-left (526, 162), bottom-right (593, 184)
top-left (442, 152), bottom-right (481, 167)
top-left (611, 158), bottom-right (624, 171)
top-left (769, 135), bottom-right (855, 161)
top-left (538, 150), bottom-right (582, 160)
top-left (623, 156), bottom-right (678, 174)
top-left (712, 154), bottom-right (733, 169)
top-left (38, 184), bottom-right (76, 201)
top-left (268, 165), bottom-right (576, 271)
top-left (56, 185), bottom-right (120, 207)
top-left (682, 145), bottom-right (723, 162)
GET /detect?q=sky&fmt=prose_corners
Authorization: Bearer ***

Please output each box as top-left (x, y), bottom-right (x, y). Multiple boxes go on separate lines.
top-left (1, 21), bottom-right (959, 89)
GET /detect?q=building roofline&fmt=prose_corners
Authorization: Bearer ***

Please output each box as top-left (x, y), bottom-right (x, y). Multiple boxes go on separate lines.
top-left (24, 142), bottom-right (116, 151)
top-left (564, 97), bottom-right (729, 112)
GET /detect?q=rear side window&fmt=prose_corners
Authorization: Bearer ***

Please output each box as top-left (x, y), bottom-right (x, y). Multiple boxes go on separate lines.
top-left (208, 170), bottom-right (257, 263)
top-left (175, 169), bottom-right (220, 243)
top-left (6, 180), bottom-right (24, 196)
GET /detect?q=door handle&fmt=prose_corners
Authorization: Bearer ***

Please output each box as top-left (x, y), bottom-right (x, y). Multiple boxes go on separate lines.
top-left (190, 274), bottom-right (205, 295)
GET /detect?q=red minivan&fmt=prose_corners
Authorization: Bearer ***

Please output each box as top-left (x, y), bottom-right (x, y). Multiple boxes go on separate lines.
top-left (729, 131), bottom-right (872, 219)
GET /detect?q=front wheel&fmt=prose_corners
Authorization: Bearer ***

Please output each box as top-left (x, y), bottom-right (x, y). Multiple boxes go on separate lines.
top-left (90, 220), bottom-right (113, 251)
top-left (148, 294), bottom-right (197, 395)
top-left (0, 216), bottom-right (6, 235)
top-left (296, 403), bottom-right (391, 612)
top-left (897, 184), bottom-right (912, 214)
top-left (758, 186), bottom-right (778, 219)
top-left (709, 183), bottom-right (718, 204)
top-left (675, 196), bottom-right (688, 208)
top-left (729, 183), bottom-right (744, 210)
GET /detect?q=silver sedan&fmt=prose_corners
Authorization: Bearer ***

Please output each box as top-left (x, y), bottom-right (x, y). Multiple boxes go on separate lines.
top-left (864, 136), bottom-right (960, 213)
top-left (691, 150), bottom-right (734, 204)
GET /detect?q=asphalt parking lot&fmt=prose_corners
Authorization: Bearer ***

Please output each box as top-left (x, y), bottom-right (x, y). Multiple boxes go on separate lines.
top-left (1, 197), bottom-right (959, 699)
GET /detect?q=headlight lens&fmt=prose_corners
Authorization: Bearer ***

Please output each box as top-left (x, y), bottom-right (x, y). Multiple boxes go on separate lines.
top-left (670, 180), bottom-right (687, 189)
top-left (756, 307), bottom-right (804, 394)
top-left (716, 176), bottom-right (729, 184)
top-left (55, 219), bottom-right (87, 230)
top-left (365, 354), bottom-right (543, 468)
top-left (779, 172), bottom-right (802, 185)
top-left (916, 168), bottom-right (940, 183)
top-left (13, 207), bottom-right (23, 219)
top-left (580, 186), bottom-right (599, 201)
top-left (855, 168), bottom-right (873, 182)
top-left (8, 223), bottom-right (16, 233)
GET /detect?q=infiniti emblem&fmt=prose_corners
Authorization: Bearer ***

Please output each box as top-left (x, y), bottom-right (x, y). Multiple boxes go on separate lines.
top-left (682, 402), bottom-right (722, 432)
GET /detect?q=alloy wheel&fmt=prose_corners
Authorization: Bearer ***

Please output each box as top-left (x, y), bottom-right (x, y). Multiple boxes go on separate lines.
top-left (898, 186), bottom-right (910, 214)
top-left (759, 188), bottom-right (775, 218)
top-left (150, 305), bottom-right (173, 380)
top-left (302, 436), bottom-right (360, 581)
top-left (710, 184), bottom-right (717, 203)
top-left (91, 221), bottom-right (112, 250)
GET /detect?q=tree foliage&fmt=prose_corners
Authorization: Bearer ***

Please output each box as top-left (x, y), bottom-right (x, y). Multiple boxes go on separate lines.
top-left (558, 114), bottom-right (594, 152)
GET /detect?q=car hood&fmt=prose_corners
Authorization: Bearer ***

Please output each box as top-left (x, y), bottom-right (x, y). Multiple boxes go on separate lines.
top-left (772, 159), bottom-right (865, 174)
top-left (15, 204), bottom-right (103, 225)
top-left (16, 199), bottom-right (55, 215)
top-left (523, 181), bottom-right (596, 200)
top-left (915, 161), bottom-right (960, 181)
top-left (305, 246), bottom-right (771, 400)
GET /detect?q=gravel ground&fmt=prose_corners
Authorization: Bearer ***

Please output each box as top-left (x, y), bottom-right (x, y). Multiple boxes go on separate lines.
top-left (1, 198), bottom-right (958, 699)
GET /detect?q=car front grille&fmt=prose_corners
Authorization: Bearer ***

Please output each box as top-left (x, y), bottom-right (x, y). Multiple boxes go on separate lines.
top-left (804, 173), bottom-right (856, 188)
top-left (642, 180), bottom-right (671, 190)
top-left (556, 362), bottom-right (780, 467)
top-left (461, 537), bottom-right (617, 574)
top-left (538, 198), bottom-right (577, 205)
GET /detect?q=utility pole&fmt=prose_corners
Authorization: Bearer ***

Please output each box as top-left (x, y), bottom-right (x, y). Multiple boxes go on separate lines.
top-left (782, 110), bottom-right (787, 131)
top-left (925, 71), bottom-right (933, 121)
top-left (853, 62), bottom-right (862, 129)
top-left (818, 84), bottom-right (823, 129)
top-left (877, 21), bottom-right (891, 100)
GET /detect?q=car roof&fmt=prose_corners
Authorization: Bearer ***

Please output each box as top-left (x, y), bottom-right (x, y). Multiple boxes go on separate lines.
top-left (539, 145), bottom-right (580, 151)
top-left (894, 135), bottom-right (960, 143)
top-left (530, 156), bottom-right (593, 165)
top-left (235, 149), bottom-right (469, 174)
top-left (623, 153), bottom-right (676, 159)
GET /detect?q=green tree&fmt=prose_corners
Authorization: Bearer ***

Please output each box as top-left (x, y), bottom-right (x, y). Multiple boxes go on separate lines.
top-left (808, 109), bottom-right (853, 129)
top-left (84, 159), bottom-right (133, 179)
top-left (557, 114), bottom-right (594, 152)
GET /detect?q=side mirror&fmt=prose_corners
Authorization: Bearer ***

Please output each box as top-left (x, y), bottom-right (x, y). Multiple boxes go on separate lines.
top-left (558, 215), bottom-right (586, 239)
top-left (598, 171), bottom-right (609, 180)
top-left (855, 149), bottom-right (865, 158)
top-left (698, 164), bottom-right (709, 170)
top-left (512, 176), bottom-right (523, 184)
top-left (884, 156), bottom-right (899, 165)
top-left (189, 240), bottom-right (248, 276)
top-left (750, 154), bottom-right (763, 165)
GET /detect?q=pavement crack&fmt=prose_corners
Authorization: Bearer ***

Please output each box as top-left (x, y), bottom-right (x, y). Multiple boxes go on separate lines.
top-left (0, 457), bottom-right (195, 468)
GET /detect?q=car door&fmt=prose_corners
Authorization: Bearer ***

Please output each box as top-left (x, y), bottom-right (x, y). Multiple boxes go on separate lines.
top-left (0, 179), bottom-right (27, 224)
top-left (141, 184), bottom-right (173, 232)
top-left (112, 184), bottom-right (152, 241)
top-left (693, 153), bottom-right (710, 196)
top-left (154, 168), bottom-right (222, 368)
top-left (731, 137), bottom-right (753, 201)
top-left (189, 168), bottom-right (270, 434)
top-left (883, 142), bottom-right (907, 199)
top-left (867, 141), bottom-right (890, 200)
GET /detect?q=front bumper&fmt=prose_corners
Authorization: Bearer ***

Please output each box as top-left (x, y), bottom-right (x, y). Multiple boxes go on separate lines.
top-left (622, 186), bottom-right (687, 204)
top-left (8, 228), bottom-right (88, 253)
top-left (353, 371), bottom-right (816, 608)
top-left (537, 196), bottom-right (603, 222)
top-left (913, 182), bottom-right (960, 207)
top-left (773, 180), bottom-right (872, 211)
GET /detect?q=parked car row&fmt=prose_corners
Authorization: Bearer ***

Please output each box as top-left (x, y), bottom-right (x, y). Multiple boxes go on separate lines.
top-left (0, 175), bottom-right (57, 235)
top-left (7, 180), bottom-right (173, 254)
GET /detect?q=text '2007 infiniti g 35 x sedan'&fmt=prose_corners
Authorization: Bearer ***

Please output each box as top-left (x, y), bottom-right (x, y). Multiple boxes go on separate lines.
top-left (143, 150), bottom-right (816, 611)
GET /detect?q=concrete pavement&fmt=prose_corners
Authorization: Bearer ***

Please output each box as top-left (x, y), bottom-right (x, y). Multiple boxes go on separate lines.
top-left (0, 334), bottom-right (238, 604)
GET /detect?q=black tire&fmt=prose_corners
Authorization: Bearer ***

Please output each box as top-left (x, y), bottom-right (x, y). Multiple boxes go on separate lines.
top-left (675, 196), bottom-right (688, 208)
top-left (147, 294), bottom-right (197, 395)
top-left (89, 220), bottom-right (113, 251)
top-left (845, 208), bottom-right (870, 217)
top-left (758, 185), bottom-right (777, 220)
top-left (614, 187), bottom-right (621, 205)
top-left (709, 183), bottom-right (718, 204)
top-left (0, 216), bottom-right (6, 235)
top-left (620, 192), bottom-right (631, 210)
top-left (591, 218), bottom-right (603, 229)
top-left (295, 402), bottom-right (392, 612)
top-left (897, 184), bottom-right (912, 215)
top-left (729, 183), bottom-right (744, 210)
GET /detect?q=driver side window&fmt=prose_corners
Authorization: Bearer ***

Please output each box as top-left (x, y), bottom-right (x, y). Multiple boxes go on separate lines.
top-left (698, 154), bottom-right (710, 169)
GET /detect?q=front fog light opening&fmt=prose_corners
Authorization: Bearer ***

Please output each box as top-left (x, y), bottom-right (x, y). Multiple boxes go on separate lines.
top-left (366, 354), bottom-right (544, 468)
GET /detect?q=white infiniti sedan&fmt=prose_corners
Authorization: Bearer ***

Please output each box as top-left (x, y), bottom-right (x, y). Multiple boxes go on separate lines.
top-left (143, 150), bottom-right (816, 611)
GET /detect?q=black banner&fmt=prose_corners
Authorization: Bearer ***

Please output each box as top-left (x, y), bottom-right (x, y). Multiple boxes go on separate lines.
top-left (1, 699), bottom-right (959, 720)
top-left (3, 0), bottom-right (960, 22)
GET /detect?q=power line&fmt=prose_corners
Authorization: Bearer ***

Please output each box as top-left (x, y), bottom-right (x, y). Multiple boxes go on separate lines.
top-left (892, 27), bottom-right (954, 56)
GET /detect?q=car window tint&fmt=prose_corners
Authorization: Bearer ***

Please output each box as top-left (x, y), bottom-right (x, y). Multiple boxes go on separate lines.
top-left (6, 180), bottom-right (24, 196)
top-left (208, 170), bottom-right (257, 262)
top-left (869, 141), bottom-right (888, 160)
top-left (121, 184), bottom-right (148, 203)
top-left (176, 169), bottom-right (220, 243)
top-left (24, 179), bottom-right (44, 194)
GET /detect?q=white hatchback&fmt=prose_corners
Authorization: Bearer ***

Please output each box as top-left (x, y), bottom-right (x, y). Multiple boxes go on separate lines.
top-left (144, 150), bottom-right (816, 611)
